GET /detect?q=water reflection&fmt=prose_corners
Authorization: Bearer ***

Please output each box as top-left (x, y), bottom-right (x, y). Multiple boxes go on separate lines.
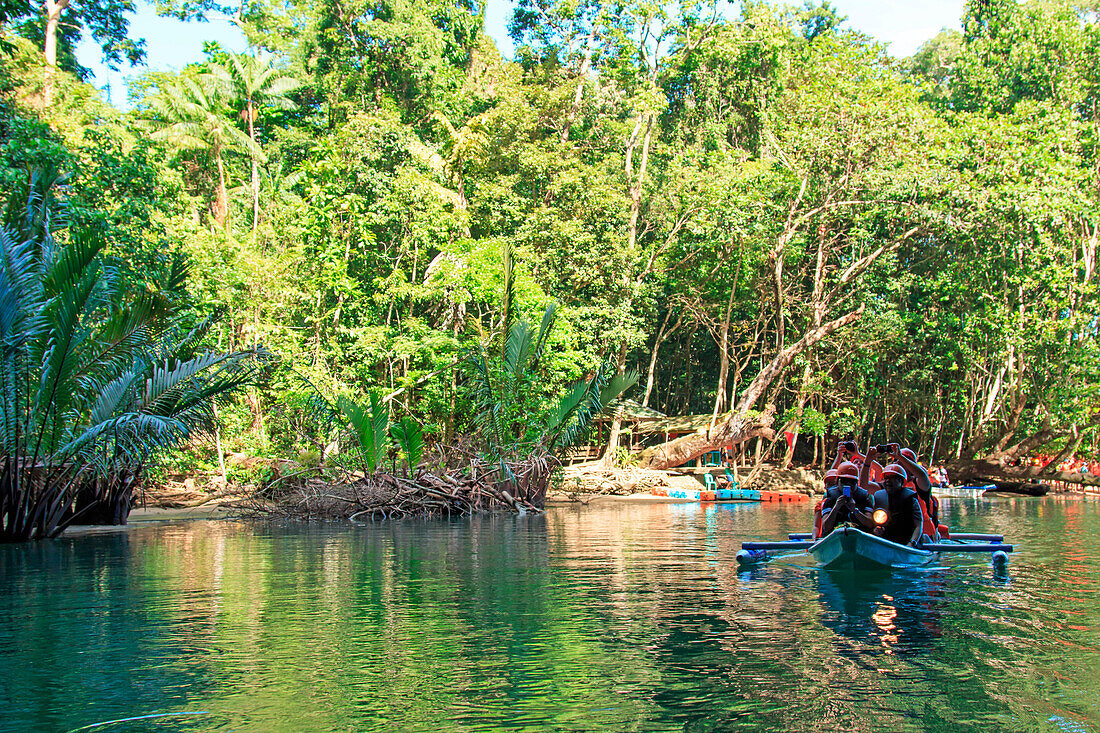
top-left (1, 500), bottom-right (1099, 732)
top-left (814, 567), bottom-right (948, 657)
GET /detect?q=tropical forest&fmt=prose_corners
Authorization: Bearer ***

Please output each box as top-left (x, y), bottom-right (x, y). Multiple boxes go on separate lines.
top-left (1, 0), bottom-right (1099, 538)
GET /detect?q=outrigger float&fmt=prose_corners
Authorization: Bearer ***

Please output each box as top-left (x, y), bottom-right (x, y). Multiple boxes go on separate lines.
top-left (737, 526), bottom-right (1012, 570)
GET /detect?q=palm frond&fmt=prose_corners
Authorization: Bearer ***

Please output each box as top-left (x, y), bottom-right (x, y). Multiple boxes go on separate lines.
top-left (545, 367), bottom-right (608, 452)
top-left (503, 321), bottom-right (533, 381)
top-left (368, 390), bottom-right (390, 470)
top-left (500, 243), bottom-right (515, 360)
top-left (336, 391), bottom-right (390, 472)
top-left (546, 365), bottom-right (639, 453)
top-left (40, 234), bottom-right (104, 299)
top-left (601, 368), bottom-right (640, 407)
top-left (390, 417), bottom-right (424, 474)
top-left (528, 302), bottom-right (557, 373)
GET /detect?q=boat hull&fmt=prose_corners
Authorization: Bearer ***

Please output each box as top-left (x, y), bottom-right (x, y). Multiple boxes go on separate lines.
top-left (809, 527), bottom-right (935, 570)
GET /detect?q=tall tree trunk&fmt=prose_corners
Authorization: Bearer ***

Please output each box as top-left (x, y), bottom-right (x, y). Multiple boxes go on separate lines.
top-left (248, 98), bottom-right (260, 235)
top-left (769, 177), bottom-right (809, 352)
top-left (560, 43), bottom-right (593, 143)
top-left (214, 151), bottom-right (229, 232)
top-left (781, 224), bottom-right (828, 468)
top-left (625, 111), bottom-right (654, 252)
top-left (1082, 219), bottom-right (1097, 284)
top-left (600, 343), bottom-right (630, 466)
top-left (782, 362), bottom-right (813, 469)
top-left (42, 0), bottom-right (69, 108)
top-left (643, 310), bottom-right (681, 407)
top-left (710, 265), bottom-right (740, 430)
top-left (992, 387), bottom-right (1028, 455)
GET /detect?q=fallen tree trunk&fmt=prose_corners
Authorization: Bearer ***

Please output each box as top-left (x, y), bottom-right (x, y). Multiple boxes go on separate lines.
top-left (636, 306), bottom-right (865, 470)
top-left (951, 457), bottom-right (1100, 488)
top-left (636, 406), bottom-right (776, 470)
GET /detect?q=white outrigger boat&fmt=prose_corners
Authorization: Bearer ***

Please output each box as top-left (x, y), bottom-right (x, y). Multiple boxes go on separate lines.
top-left (737, 526), bottom-right (1012, 570)
top-left (808, 526), bottom-right (935, 569)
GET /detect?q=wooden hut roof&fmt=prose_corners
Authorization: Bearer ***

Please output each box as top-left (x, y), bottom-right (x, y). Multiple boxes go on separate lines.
top-left (593, 398), bottom-right (666, 422)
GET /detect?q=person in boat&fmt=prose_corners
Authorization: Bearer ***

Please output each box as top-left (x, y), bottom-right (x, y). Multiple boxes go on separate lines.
top-left (861, 449), bottom-right (924, 546)
top-left (812, 469), bottom-right (839, 538)
top-left (928, 464), bottom-right (942, 488)
top-left (832, 440), bottom-right (883, 484)
top-left (891, 445), bottom-right (949, 540)
top-left (818, 462), bottom-right (875, 537)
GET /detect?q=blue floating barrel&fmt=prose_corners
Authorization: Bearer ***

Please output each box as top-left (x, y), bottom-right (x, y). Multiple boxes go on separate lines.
top-left (736, 549), bottom-right (768, 565)
top-left (741, 540), bottom-right (814, 551)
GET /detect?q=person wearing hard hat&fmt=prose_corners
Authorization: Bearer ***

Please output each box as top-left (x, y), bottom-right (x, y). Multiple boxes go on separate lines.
top-left (877, 443), bottom-right (948, 540)
top-left (818, 461), bottom-right (875, 538)
top-left (862, 446), bottom-right (924, 546)
top-left (832, 440), bottom-right (883, 484)
top-left (893, 444), bottom-right (949, 539)
top-left (812, 469), bottom-right (839, 538)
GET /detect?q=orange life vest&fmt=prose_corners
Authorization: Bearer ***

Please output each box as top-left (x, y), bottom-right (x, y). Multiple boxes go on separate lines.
top-left (813, 498), bottom-right (824, 538)
top-left (914, 492), bottom-right (939, 538)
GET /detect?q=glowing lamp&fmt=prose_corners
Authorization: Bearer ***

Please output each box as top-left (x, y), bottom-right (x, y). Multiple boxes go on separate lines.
top-left (873, 509), bottom-right (889, 525)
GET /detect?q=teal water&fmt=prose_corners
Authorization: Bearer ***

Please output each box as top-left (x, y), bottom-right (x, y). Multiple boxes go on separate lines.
top-left (1, 495), bottom-right (1098, 732)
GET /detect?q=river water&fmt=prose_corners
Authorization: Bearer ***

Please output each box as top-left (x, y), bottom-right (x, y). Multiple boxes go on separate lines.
top-left (1, 494), bottom-right (1098, 732)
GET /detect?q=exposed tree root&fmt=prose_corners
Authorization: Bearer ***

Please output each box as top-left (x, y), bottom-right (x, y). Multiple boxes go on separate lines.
top-left (247, 455), bottom-right (557, 521)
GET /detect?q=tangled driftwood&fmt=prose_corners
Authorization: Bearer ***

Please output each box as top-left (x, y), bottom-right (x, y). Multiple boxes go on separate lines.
top-left (251, 452), bottom-right (558, 521)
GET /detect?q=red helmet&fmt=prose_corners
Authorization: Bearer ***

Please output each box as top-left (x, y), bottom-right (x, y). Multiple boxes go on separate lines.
top-left (824, 469), bottom-right (838, 485)
top-left (882, 463), bottom-right (908, 481)
top-left (837, 461), bottom-right (859, 479)
top-left (900, 448), bottom-right (917, 462)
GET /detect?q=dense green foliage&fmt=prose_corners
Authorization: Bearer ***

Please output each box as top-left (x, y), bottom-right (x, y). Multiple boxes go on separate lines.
top-left (2, 0), bottom-right (1098, 477)
top-left (0, 169), bottom-right (264, 539)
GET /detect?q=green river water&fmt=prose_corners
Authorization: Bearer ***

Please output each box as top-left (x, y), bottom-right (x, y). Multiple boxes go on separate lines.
top-left (2, 494), bottom-right (1099, 732)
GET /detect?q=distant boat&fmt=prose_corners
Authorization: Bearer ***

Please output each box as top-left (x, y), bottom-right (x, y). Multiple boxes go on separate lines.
top-left (937, 484), bottom-right (995, 496)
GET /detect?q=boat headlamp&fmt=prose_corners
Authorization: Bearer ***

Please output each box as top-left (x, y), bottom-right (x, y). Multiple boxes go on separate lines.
top-left (873, 509), bottom-right (889, 525)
